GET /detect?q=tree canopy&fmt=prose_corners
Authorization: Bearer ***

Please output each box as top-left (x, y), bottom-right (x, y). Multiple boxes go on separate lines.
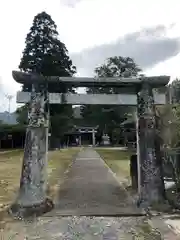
top-left (19, 11), bottom-right (76, 92)
top-left (157, 79), bottom-right (180, 147)
top-left (81, 56), bottom-right (142, 144)
top-left (16, 11), bottom-right (77, 146)
top-left (15, 12), bottom-right (143, 146)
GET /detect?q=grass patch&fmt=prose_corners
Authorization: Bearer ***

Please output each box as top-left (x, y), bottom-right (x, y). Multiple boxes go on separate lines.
top-left (47, 148), bottom-right (80, 199)
top-left (0, 148), bottom-right (80, 207)
top-left (96, 149), bottom-right (132, 182)
top-left (0, 150), bottom-right (24, 206)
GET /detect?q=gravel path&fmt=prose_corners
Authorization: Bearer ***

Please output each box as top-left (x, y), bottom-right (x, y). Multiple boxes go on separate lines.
top-left (1, 216), bottom-right (149, 239)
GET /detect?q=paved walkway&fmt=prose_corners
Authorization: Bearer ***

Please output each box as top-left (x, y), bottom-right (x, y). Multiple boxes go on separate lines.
top-left (1, 148), bottom-right (178, 239)
top-left (47, 148), bottom-right (142, 216)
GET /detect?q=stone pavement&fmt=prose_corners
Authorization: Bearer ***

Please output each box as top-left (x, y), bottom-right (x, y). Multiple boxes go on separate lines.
top-left (1, 148), bottom-right (178, 239)
top-left (46, 148), bottom-right (143, 216)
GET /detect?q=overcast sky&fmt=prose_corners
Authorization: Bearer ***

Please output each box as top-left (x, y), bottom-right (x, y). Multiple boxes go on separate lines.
top-left (0, 0), bottom-right (180, 112)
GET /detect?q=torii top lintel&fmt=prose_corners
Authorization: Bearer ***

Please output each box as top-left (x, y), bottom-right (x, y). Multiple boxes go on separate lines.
top-left (12, 71), bottom-right (170, 88)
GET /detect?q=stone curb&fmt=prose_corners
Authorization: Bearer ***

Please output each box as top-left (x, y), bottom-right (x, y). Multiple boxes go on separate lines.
top-left (163, 215), bottom-right (180, 236)
top-left (167, 223), bottom-right (180, 235)
top-left (148, 217), bottom-right (180, 239)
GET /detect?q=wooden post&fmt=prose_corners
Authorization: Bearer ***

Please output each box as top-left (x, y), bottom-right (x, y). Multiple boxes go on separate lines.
top-left (137, 82), bottom-right (165, 206)
top-left (9, 83), bottom-right (53, 218)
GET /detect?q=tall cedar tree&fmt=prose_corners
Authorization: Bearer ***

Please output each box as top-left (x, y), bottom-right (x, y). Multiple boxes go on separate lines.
top-left (82, 56), bottom-right (142, 144)
top-left (17, 12), bottom-right (76, 145)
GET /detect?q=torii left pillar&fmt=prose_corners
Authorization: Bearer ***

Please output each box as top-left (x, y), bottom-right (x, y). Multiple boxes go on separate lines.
top-left (9, 83), bottom-right (53, 218)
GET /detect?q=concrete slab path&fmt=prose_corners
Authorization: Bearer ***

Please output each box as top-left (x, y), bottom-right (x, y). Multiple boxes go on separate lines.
top-left (47, 148), bottom-right (143, 216)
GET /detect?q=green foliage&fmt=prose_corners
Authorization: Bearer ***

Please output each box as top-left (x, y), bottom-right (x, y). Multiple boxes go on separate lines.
top-left (0, 123), bottom-right (26, 140)
top-left (2, 124), bottom-right (26, 133)
top-left (19, 12), bottom-right (76, 86)
top-left (94, 56), bottom-right (141, 78)
top-left (16, 104), bottom-right (28, 125)
top-left (50, 105), bottom-right (74, 138)
top-left (82, 56), bottom-right (142, 143)
top-left (170, 78), bottom-right (180, 103)
top-left (157, 79), bottom-right (180, 147)
top-left (16, 11), bottom-right (77, 142)
top-left (170, 104), bottom-right (180, 146)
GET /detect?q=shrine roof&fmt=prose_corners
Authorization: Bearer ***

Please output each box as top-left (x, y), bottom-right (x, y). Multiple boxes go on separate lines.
top-left (12, 71), bottom-right (170, 88)
top-left (74, 126), bottom-right (99, 129)
top-left (120, 118), bottom-right (136, 126)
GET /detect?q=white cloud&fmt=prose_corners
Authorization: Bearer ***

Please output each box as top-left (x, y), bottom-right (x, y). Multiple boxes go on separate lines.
top-left (145, 53), bottom-right (180, 83)
top-left (0, 0), bottom-right (180, 111)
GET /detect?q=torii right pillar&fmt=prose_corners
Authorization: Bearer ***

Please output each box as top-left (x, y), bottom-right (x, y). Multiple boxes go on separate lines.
top-left (137, 82), bottom-right (166, 207)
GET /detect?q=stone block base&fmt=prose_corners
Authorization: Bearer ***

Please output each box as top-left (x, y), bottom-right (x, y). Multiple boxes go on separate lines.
top-left (8, 198), bottom-right (54, 219)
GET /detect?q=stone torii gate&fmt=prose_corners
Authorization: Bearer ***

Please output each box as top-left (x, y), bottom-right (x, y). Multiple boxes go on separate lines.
top-left (10, 71), bottom-right (170, 217)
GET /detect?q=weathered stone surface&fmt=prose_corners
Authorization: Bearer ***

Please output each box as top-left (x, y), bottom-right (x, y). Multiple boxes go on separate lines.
top-left (137, 83), bottom-right (165, 206)
top-left (19, 127), bottom-right (46, 206)
top-left (9, 84), bottom-right (53, 218)
top-left (12, 70), bottom-right (170, 88)
top-left (16, 91), bottom-right (166, 105)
